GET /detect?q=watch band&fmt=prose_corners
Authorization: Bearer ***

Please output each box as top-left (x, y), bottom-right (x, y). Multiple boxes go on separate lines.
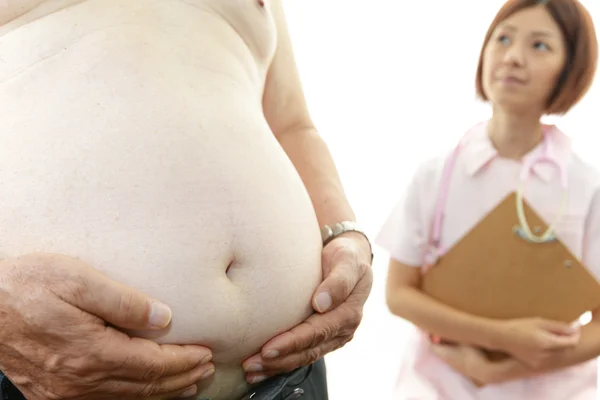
top-left (320, 221), bottom-right (373, 261)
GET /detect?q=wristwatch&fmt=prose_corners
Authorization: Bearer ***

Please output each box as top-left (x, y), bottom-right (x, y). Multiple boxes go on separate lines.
top-left (0, 373), bottom-right (25, 400)
top-left (320, 221), bottom-right (373, 262)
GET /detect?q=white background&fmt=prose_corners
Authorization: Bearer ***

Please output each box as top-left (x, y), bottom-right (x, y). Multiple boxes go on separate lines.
top-left (283, 1), bottom-right (600, 398)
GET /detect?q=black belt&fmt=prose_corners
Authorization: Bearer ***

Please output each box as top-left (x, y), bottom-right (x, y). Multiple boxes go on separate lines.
top-left (0, 364), bottom-right (313, 400)
top-left (239, 363), bottom-right (312, 400)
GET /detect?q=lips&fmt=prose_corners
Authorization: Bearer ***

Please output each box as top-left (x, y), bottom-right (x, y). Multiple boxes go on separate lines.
top-left (498, 75), bottom-right (526, 84)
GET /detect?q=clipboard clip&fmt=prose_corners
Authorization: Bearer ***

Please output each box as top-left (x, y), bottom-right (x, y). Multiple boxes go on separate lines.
top-left (512, 225), bottom-right (557, 243)
top-left (514, 180), bottom-right (566, 244)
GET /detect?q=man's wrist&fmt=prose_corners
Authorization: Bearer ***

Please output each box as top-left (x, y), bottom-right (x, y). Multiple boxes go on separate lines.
top-left (337, 231), bottom-right (373, 262)
top-left (320, 220), bottom-right (373, 263)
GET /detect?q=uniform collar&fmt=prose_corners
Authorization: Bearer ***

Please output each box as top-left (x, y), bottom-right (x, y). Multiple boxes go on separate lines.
top-left (461, 120), bottom-right (571, 182)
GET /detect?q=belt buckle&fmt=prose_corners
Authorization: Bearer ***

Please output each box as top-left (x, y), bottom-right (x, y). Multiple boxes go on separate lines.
top-left (239, 365), bottom-right (310, 400)
top-left (240, 387), bottom-right (304, 400)
top-left (283, 388), bottom-right (304, 399)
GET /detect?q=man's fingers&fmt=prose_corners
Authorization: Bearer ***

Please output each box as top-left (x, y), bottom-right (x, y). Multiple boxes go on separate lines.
top-left (260, 343), bottom-right (338, 373)
top-left (243, 306), bottom-right (355, 376)
top-left (258, 322), bottom-right (320, 360)
top-left (99, 329), bottom-right (212, 381)
top-left (256, 309), bottom-right (343, 360)
top-left (245, 341), bottom-right (339, 382)
top-left (145, 363), bottom-right (214, 397)
top-left (149, 384), bottom-right (200, 400)
top-left (101, 361), bottom-right (214, 398)
top-left (70, 268), bottom-right (173, 330)
top-left (313, 252), bottom-right (364, 313)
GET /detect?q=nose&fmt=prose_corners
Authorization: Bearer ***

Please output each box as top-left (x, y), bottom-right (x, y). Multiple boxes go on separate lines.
top-left (503, 43), bottom-right (525, 67)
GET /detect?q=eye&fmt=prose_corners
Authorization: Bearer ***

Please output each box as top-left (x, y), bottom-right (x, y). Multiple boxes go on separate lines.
top-left (497, 35), bottom-right (511, 45)
top-left (534, 41), bottom-right (550, 51)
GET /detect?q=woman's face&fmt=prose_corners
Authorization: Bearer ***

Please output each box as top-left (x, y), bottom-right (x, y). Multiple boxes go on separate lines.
top-left (482, 5), bottom-right (567, 113)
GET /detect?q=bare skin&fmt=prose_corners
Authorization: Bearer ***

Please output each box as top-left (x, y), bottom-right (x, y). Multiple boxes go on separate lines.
top-left (0, 253), bottom-right (215, 399)
top-left (0, 0), bottom-right (373, 399)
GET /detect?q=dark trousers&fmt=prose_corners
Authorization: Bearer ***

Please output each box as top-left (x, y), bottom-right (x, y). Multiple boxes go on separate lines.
top-left (240, 358), bottom-right (328, 400)
top-left (0, 359), bottom-right (329, 400)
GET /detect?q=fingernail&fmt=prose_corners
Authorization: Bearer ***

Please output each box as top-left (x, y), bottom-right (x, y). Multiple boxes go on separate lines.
top-left (244, 363), bottom-right (263, 372)
top-left (315, 291), bottom-right (332, 313)
top-left (570, 321), bottom-right (581, 331)
top-left (149, 301), bottom-right (172, 328)
top-left (251, 375), bottom-right (267, 384)
top-left (201, 368), bottom-right (215, 379)
top-left (180, 385), bottom-right (197, 397)
top-left (200, 353), bottom-right (212, 364)
top-left (189, 347), bottom-right (212, 363)
top-left (262, 350), bottom-right (279, 359)
top-left (566, 323), bottom-right (580, 334)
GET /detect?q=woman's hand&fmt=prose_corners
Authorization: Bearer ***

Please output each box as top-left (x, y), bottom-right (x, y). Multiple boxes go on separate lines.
top-left (495, 317), bottom-right (580, 369)
top-left (431, 343), bottom-right (533, 386)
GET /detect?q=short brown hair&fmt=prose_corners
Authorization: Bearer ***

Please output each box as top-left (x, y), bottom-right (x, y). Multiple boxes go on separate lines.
top-left (475, 0), bottom-right (598, 115)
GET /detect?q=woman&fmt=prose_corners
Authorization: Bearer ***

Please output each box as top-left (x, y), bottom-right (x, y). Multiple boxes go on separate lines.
top-left (377, 0), bottom-right (599, 399)
top-left (0, 0), bottom-right (374, 399)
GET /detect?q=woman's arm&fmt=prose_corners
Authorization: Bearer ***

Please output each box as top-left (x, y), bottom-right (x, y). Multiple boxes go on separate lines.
top-left (386, 259), bottom-right (506, 350)
top-left (380, 163), bottom-right (509, 350)
top-left (387, 258), bottom-right (581, 362)
top-left (430, 312), bottom-right (600, 385)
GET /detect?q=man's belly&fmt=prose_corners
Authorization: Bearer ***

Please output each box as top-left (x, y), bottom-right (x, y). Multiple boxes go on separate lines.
top-left (0, 2), bottom-right (322, 399)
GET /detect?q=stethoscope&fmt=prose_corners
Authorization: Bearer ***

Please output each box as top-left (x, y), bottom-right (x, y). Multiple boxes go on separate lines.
top-left (423, 123), bottom-right (568, 269)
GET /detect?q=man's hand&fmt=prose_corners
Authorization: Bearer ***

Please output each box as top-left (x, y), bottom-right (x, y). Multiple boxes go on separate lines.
top-left (0, 253), bottom-right (214, 400)
top-left (242, 234), bottom-right (373, 383)
top-left (430, 343), bottom-right (534, 386)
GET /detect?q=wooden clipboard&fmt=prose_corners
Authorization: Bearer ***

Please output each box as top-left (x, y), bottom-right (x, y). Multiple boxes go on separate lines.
top-left (422, 191), bottom-right (600, 321)
top-left (421, 191), bottom-right (600, 384)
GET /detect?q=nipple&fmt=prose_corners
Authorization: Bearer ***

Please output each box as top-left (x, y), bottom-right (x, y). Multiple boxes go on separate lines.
top-left (258, 0), bottom-right (265, 6)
